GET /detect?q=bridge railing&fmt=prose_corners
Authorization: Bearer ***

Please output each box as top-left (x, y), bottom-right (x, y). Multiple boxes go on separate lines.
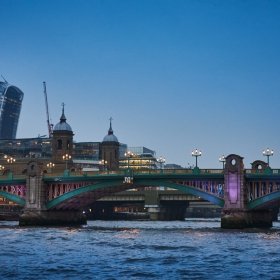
top-left (245, 169), bottom-right (280, 175)
top-left (43, 170), bottom-right (126, 178)
top-left (0, 174), bottom-right (26, 180)
top-left (133, 169), bottom-right (223, 175)
top-left (42, 168), bottom-right (224, 178)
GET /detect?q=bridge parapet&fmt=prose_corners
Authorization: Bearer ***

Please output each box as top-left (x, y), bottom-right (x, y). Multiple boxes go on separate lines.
top-left (245, 169), bottom-right (280, 175)
top-left (0, 174), bottom-right (26, 180)
top-left (42, 168), bottom-right (224, 181)
top-left (244, 167), bottom-right (280, 180)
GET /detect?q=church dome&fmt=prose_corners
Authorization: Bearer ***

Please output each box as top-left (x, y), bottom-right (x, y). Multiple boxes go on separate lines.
top-left (103, 118), bottom-right (118, 142)
top-left (53, 122), bottom-right (72, 131)
top-left (103, 134), bottom-right (118, 142)
top-left (53, 103), bottom-right (72, 132)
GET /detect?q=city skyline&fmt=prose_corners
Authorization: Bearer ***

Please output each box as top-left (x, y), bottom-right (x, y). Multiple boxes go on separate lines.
top-left (1, 0), bottom-right (280, 168)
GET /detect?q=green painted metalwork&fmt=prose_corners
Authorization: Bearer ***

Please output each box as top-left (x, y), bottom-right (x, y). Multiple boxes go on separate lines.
top-left (46, 178), bottom-right (225, 209)
top-left (0, 176), bottom-right (26, 186)
top-left (247, 191), bottom-right (280, 210)
top-left (0, 190), bottom-right (26, 206)
top-left (245, 169), bottom-right (280, 177)
top-left (42, 169), bottom-right (224, 184)
top-left (5, 168), bottom-right (280, 210)
top-left (135, 179), bottom-right (225, 207)
top-left (45, 180), bottom-right (124, 209)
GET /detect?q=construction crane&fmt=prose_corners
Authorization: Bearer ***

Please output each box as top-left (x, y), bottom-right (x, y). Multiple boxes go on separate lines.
top-left (43, 81), bottom-right (53, 138)
top-left (1, 75), bottom-right (8, 83)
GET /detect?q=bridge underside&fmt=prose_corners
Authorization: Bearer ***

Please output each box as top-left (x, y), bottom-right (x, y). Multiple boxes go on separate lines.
top-left (51, 184), bottom-right (131, 210)
top-left (46, 179), bottom-right (225, 211)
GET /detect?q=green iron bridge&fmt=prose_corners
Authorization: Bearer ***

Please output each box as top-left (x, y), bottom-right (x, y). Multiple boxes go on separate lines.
top-left (1, 167), bottom-right (280, 212)
top-left (1, 154), bottom-right (279, 227)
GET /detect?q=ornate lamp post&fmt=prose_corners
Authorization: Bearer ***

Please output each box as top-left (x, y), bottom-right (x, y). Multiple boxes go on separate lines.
top-left (191, 149), bottom-right (202, 168)
top-left (219, 155), bottom-right (226, 169)
top-left (7, 157), bottom-right (16, 174)
top-left (124, 151), bottom-right (134, 168)
top-left (157, 156), bottom-right (165, 169)
top-left (99, 159), bottom-right (108, 171)
top-left (63, 154), bottom-right (71, 171)
top-left (47, 162), bottom-right (55, 173)
top-left (263, 148), bottom-right (273, 167)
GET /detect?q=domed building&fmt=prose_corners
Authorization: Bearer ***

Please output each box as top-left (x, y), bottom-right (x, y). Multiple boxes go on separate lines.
top-left (52, 103), bottom-right (74, 162)
top-left (101, 118), bottom-right (120, 171)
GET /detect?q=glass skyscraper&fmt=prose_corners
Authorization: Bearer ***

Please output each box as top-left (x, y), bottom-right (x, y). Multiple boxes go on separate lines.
top-left (0, 81), bottom-right (24, 139)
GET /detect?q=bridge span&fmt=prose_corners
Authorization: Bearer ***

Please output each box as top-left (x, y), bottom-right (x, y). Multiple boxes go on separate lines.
top-left (1, 154), bottom-right (280, 228)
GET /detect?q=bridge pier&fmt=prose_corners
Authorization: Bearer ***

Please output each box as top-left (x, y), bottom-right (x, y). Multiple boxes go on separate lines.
top-left (145, 190), bottom-right (188, 221)
top-left (221, 210), bottom-right (272, 229)
top-left (147, 203), bottom-right (187, 221)
top-left (271, 207), bottom-right (279, 222)
top-left (19, 210), bottom-right (87, 226)
top-left (222, 155), bottom-right (272, 228)
top-left (19, 161), bottom-right (86, 226)
top-left (19, 209), bottom-right (86, 226)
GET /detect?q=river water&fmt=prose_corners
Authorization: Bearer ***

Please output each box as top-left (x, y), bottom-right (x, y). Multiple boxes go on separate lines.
top-left (1, 219), bottom-right (280, 279)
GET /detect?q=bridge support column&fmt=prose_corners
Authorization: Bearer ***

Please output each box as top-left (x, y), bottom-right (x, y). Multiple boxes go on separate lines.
top-left (221, 154), bottom-right (272, 228)
top-left (221, 209), bottom-right (272, 229)
top-left (147, 204), bottom-right (187, 221)
top-left (271, 207), bottom-right (279, 222)
top-left (19, 161), bottom-right (86, 226)
top-left (147, 207), bottom-right (162, 221)
top-left (19, 210), bottom-right (87, 226)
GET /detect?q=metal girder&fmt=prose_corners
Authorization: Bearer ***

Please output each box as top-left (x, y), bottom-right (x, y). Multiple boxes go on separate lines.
top-left (134, 179), bottom-right (225, 207)
top-left (45, 180), bottom-right (124, 209)
top-left (0, 190), bottom-right (26, 206)
top-left (247, 191), bottom-right (280, 210)
top-left (0, 179), bottom-right (26, 186)
top-left (46, 178), bottom-right (225, 210)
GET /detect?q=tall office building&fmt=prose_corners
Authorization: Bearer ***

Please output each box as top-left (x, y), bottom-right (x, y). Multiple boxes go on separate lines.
top-left (0, 81), bottom-right (24, 139)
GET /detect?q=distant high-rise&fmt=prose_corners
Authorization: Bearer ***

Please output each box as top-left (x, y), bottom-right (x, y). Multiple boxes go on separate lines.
top-left (0, 81), bottom-right (24, 139)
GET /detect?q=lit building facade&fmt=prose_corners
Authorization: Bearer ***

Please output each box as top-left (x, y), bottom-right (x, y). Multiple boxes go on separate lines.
top-left (73, 142), bottom-right (101, 160)
top-left (119, 147), bottom-right (158, 169)
top-left (0, 81), bottom-right (24, 139)
top-left (0, 137), bottom-right (52, 159)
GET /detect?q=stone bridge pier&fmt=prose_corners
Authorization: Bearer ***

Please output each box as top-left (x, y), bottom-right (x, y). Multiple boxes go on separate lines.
top-left (221, 155), bottom-right (272, 229)
top-left (19, 161), bottom-right (86, 226)
top-left (147, 202), bottom-right (188, 221)
top-left (145, 191), bottom-right (189, 221)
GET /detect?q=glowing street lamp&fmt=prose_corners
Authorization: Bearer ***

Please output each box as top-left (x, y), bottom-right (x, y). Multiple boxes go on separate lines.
top-left (47, 162), bottom-right (55, 173)
top-left (124, 151), bottom-right (134, 168)
top-left (263, 148), bottom-right (273, 167)
top-left (0, 165), bottom-right (4, 175)
top-left (219, 155), bottom-right (226, 169)
top-left (63, 154), bottom-right (71, 171)
top-left (157, 156), bottom-right (165, 169)
top-left (99, 159), bottom-right (107, 171)
top-left (7, 157), bottom-right (16, 174)
top-left (191, 149), bottom-right (202, 168)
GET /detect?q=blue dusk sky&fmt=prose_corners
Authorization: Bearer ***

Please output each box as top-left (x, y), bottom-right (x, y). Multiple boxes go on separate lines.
top-left (1, 0), bottom-right (280, 168)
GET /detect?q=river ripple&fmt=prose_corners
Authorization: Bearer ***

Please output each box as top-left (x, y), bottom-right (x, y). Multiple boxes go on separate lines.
top-left (1, 219), bottom-right (280, 279)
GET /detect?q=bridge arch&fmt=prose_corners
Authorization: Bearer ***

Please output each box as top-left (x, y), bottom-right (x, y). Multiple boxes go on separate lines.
top-left (45, 179), bottom-right (225, 210)
top-left (247, 191), bottom-right (280, 210)
top-left (0, 190), bottom-right (26, 206)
